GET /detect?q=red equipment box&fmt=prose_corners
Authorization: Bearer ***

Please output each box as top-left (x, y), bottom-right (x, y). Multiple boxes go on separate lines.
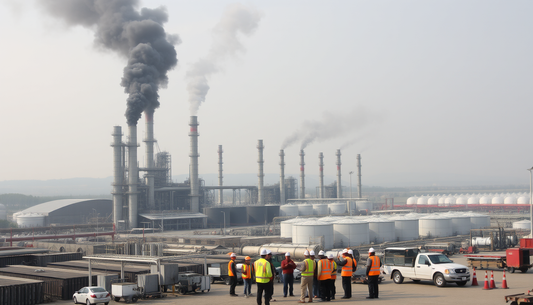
top-left (520, 238), bottom-right (533, 249)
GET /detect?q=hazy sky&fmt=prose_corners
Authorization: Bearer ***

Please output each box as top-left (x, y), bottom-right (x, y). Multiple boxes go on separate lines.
top-left (0, 0), bottom-right (532, 188)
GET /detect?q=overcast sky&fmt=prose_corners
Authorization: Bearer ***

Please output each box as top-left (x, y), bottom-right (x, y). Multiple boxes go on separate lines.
top-left (0, 0), bottom-right (532, 188)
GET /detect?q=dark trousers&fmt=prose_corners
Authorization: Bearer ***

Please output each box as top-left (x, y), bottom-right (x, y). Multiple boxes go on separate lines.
top-left (257, 282), bottom-right (271, 305)
top-left (367, 275), bottom-right (379, 298)
top-left (342, 276), bottom-right (352, 297)
top-left (329, 279), bottom-right (336, 299)
top-left (313, 277), bottom-right (320, 297)
top-left (282, 273), bottom-right (294, 296)
top-left (229, 276), bottom-right (237, 295)
top-left (320, 280), bottom-right (331, 301)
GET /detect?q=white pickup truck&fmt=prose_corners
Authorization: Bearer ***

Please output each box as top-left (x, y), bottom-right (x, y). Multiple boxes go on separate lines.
top-left (382, 247), bottom-right (470, 287)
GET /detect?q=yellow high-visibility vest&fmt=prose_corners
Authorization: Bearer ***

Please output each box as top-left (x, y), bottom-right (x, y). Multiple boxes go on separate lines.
top-left (254, 258), bottom-right (272, 283)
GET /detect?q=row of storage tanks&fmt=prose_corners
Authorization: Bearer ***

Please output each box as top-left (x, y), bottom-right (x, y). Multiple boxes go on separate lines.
top-left (407, 192), bottom-right (531, 206)
top-left (280, 212), bottom-right (492, 250)
top-left (279, 202), bottom-right (373, 217)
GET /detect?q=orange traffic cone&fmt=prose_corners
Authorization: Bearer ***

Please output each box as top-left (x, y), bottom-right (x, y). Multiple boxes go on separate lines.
top-left (501, 270), bottom-right (509, 289)
top-left (489, 270), bottom-right (496, 289)
top-left (482, 271), bottom-right (491, 290)
top-left (471, 267), bottom-right (478, 286)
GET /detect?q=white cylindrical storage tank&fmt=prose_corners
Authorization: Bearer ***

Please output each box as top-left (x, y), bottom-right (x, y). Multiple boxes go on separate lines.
top-left (517, 196), bottom-right (530, 204)
top-left (512, 220), bottom-right (531, 231)
top-left (427, 197), bottom-right (439, 206)
top-left (444, 196), bottom-right (455, 206)
top-left (292, 220), bottom-right (334, 250)
top-left (313, 204), bottom-right (329, 216)
top-left (416, 197), bottom-right (428, 206)
top-left (406, 197), bottom-right (417, 206)
top-left (280, 218), bottom-right (307, 238)
top-left (280, 205), bottom-right (299, 217)
top-left (333, 219), bottom-right (369, 247)
top-left (455, 196), bottom-right (468, 205)
top-left (419, 215), bottom-right (453, 238)
top-left (444, 213), bottom-right (471, 235)
top-left (298, 204), bottom-right (314, 216)
top-left (368, 218), bottom-right (395, 243)
top-left (504, 196), bottom-right (517, 205)
top-left (328, 202), bottom-right (347, 215)
top-left (16, 213), bottom-right (45, 228)
top-left (467, 196), bottom-right (479, 205)
top-left (319, 216), bottom-right (345, 223)
top-left (356, 201), bottom-right (373, 212)
top-left (0, 204), bottom-right (6, 220)
top-left (465, 213), bottom-right (491, 229)
top-left (390, 216), bottom-right (419, 241)
top-left (492, 196), bottom-right (504, 205)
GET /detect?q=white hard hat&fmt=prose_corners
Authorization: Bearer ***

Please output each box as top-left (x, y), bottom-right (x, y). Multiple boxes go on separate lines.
top-left (328, 253), bottom-right (334, 259)
top-left (266, 249), bottom-right (272, 254)
top-left (368, 247), bottom-right (375, 253)
top-left (260, 249), bottom-right (268, 255)
top-left (230, 253), bottom-right (236, 257)
top-left (342, 249), bottom-right (348, 254)
top-left (285, 252), bottom-right (291, 256)
top-left (318, 250), bottom-right (325, 256)
top-left (348, 250), bottom-right (354, 255)
top-left (304, 250), bottom-right (310, 256)
top-left (310, 250), bottom-right (316, 256)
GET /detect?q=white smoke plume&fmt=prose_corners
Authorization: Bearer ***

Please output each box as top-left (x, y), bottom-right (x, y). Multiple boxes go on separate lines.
top-left (186, 3), bottom-right (262, 115)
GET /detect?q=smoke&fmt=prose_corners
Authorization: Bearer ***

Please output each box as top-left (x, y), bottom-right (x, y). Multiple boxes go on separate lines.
top-left (281, 107), bottom-right (374, 150)
top-left (39, 0), bottom-right (179, 126)
top-left (186, 3), bottom-right (262, 115)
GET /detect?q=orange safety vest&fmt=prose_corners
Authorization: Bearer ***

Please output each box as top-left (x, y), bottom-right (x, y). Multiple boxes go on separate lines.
top-left (368, 255), bottom-right (381, 276)
top-left (330, 260), bottom-right (337, 279)
top-left (318, 259), bottom-right (332, 280)
top-left (341, 257), bottom-right (356, 277)
top-left (228, 260), bottom-right (236, 277)
top-left (242, 264), bottom-right (252, 279)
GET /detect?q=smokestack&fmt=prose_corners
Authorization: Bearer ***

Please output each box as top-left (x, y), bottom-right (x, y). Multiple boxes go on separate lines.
top-left (319, 152), bottom-right (324, 198)
top-left (299, 150), bottom-right (305, 199)
top-left (144, 110), bottom-right (155, 208)
top-left (357, 154), bottom-right (362, 198)
top-left (279, 150), bottom-right (285, 205)
top-left (128, 125), bottom-right (138, 229)
top-left (189, 116), bottom-right (200, 213)
top-left (336, 149), bottom-right (342, 198)
top-left (257, 140), bottom-right (265, 205)
top-left (218, 145), bottom-right (223, 205)
top-left (112, 126), bottom-right (124, 226)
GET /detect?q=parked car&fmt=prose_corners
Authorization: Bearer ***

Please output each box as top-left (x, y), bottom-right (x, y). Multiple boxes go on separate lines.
top-left (73, 286), bottom-right (111, 305)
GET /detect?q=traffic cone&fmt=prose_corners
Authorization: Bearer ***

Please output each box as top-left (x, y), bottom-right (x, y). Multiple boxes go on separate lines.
top-left (482, 271), bottom-right (491, 290)
top-left (471, 267), bottom-right (478, 286)
top-left (501, 270), bottom-right (509, 289)
top-left (489, 270), bottom-right (496, 289)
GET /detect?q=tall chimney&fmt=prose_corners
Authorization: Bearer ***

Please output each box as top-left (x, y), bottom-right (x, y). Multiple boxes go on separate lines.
top-left (299, 149), bottom-right (305, 199)
top-left (279, 149), bottom-right (285, 205)
top-left (257, 140), bottom-right (265, 205)
top-left (111, 126), bottom-right (124, 226)
top-left (336, 149), bottom-right (342, 199)
top-left (218, 145), bottom-right (223, 205)
top-left (144, 110), bottom-right (155, 208)
top-left (128, 125), bottom-right (138, 229)
top-left (318, 152), bottom-right (324, 198)
top-left (357, 154), bottom-right (362, 198)
top-left (189, 116), bottom-right (200, 213)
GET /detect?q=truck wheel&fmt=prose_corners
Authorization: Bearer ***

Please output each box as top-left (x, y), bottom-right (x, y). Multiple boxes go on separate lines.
top-left (131, 296), bottom-right (138, 303)
top-left (434, 274), bottom-right (446, 287)
top-left (520, 267), bottom-right (528, 273)
top-left (456, 281), bottom-right (467, 286)
top-left (114, 297), bottom-right (121, 302)
top-left (210, 277), bottom-right (215, 284)
top-left (508, 267), bottom-right (515, 273)
top-left (392, 271), bottom-right (404, 284)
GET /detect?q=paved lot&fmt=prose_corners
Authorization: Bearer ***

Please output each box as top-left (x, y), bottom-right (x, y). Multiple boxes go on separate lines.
top-left (58, 253), bottom-right (532, 305)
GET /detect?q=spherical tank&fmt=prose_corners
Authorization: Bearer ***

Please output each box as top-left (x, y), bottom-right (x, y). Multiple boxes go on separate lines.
top-left (280, 218), bottom-right (306, 238)
top-left (492, 196), bottom-right (504, 204)
top-left (280, 205), bottom-right (299, 217)
top-left (356, 201), bottom-right (373, 212)
top-left (444, 196), bottom-right (455, 206)
top-left (467, 196), bottom-right (479, 205)
top-left (512, 220), bottom-right (531, 231)
top-left (265, 204), bottom-right (280, 222)
top-left (246, 206), bottom-right (268, 224)
top-left (328, 202), bottom-right (347, 215)
top-left (332, 219), bottom-right (369, 247)
top-left (427, 197), bottom-right (438, 206)
top-left (406, 197), bottom-right (418, 205)
top-left (467, 213), bottom-right (491, 229)
top-left (312, 204), bottom-right (329, 216)
top-left (367, 218), bottom-right (395, 243)
top-left (298, 204), bottom-right (314, 216)
top-left (504, 196), bottom-right (517, 205)
top-left (390, 216), bottom-right (419, 241)
top-left (419, 216), bottom-right (453, 238)
top-left (16, 213), bottom-right (45, 228)
top-left (205, 207), bottom-right (232, 227)
top-left (479, 196), bottom-right (491, 204)
top-left (0, 203), bottom-right (6, 220)
top-left (292, 220), bottom-right (334, 250)
top-left (517, 196), bottom-right (530, 204)
top-left (417, 197), bottom-right (428, 206)
top-left (438, 196), bottom-right (446, 206)
top-left (455, 196), bottom-right (468, 205)
top-left (229, 206), bottom-right (247, 226)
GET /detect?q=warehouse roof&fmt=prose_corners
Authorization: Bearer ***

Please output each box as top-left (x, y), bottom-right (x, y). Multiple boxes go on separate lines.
top-left (15, 199), bottom-right (111, 216)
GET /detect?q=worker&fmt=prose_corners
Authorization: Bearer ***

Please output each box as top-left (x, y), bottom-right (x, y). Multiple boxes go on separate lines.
top-left (328, 253), bottom-right (337, 300)
top-left (337, 249), bottom-right (356, 299)
top-left (255, 249), bottom-right (273, 305)
top-left (266, 249), bottom-right (276, 302)
top-left (312, 250), bottom-right (321, 299)
top-left (317, 251), bottom-right (332, 301)
top-left (242, 256), bottom-right (254, 298)
top-left (281, 252), bottom-right (296, 297)
top-left (228, 253), bottom-right (238, 297)
top-left (366, 247), bottom-right (382, 299)
top-left (299, 250), bottom-right (314, 303)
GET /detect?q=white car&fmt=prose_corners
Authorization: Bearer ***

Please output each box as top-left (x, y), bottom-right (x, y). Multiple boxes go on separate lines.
top-left (73, 286), bottom-right (111, 305)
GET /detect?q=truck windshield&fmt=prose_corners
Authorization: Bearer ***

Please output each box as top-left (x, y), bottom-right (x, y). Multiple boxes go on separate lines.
top-left (428, 254), bottom-right (453, 264)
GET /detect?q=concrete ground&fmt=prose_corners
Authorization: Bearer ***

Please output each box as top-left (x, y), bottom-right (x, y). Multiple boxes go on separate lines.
top-left (57, 253), bottom-right (532, 305)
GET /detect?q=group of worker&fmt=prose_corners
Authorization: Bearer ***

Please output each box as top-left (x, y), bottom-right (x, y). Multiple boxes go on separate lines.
top-left (228, 247), bottom-right (382, 304)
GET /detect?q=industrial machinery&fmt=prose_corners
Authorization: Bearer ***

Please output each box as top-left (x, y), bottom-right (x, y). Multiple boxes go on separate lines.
top-left (174, 273), bottom-right (211, 294)
top-left (112, 282), bottom-right (140, 303)
top-left (465, 238), bottom-right (533, 273)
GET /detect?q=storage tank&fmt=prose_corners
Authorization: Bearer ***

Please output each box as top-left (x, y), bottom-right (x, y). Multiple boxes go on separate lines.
top-left (247, 206), bottom-right (268, 224)
top-left (390, 216), bottom-right (419, 241)
top-left (437, 196), bottom-right (446, 206)
top-left (298, 204), bottom-right (314, 216)
top-left (479, 195), bottom-right (491, 204)
top-left (229, 206), bottom-right (247, 226)
top-left (328, 202), bottom-right (347, 215)
top-left (465, 212), bottom-right (491, 229)
top-left (333, 219), bottom-right (369, 247)
top-left (517, 196), bottom-right (530, 204)
top-left (16, 213), bottom-right (45, 228)
top-left (356, 201), bottom-right (373, 212)
top-left (280, 205), bottom-right (299, 217)
top-left (512, 220), bottom-right (531, 231)
top-left (0, 203), bottom-right (6, 220)
top-left (504, 196), bottom-right (517, 205)
top-left (416, 197), bottom-right (428, 206)
top-left (419, 215), bottom-right (453, 238)
top-left (492, 196), bottom-right (504, 204)
top-left (367, 218), bottom-right (395, 243)
top-left (467, 196), bottom-right (479, 205)
top-left (292, 220), bottom-right (334, 250)
top-left (280, 218), bottom-right (307, 238)
top-left (455, 196), bottom-right (468, 205)
top-left (312, 204), bottom-right (329, 216)
top-left (406, 197), bottom-right (417, 205)
top-left (443, 212), bottom-right (471, 235)
top-left (444, 196), bottom-right (455, 206)
top-left (427, 197), bottom-right (439, 206)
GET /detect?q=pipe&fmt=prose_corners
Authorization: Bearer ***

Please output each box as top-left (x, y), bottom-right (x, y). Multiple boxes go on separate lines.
top-left (128, 125), bottom-right (138, 229)
top-left (279, 150), bottom-right (285, 205)
top-left (189, 116), bottom-right (200, 213)
top-left (357, 154), bottom-right (362, 198)
top-left (336, 149), bottom-right (342, 199)
top-left (240, 244), bottom-right (321, 260)
top-left (299, 150), bottom-right (305, 199)
top-left (318, 152), bottom-right (324, 198)
top-left (111, 126), bottom-right (124, 226)
top-left (218, 145), bottom-right (223, 205)
top-left (144, 110), bottom-right (155, 208)
top-left (5, 231), bottom-right (115, 242)
top-left (257, 140), bottom-right (264, 205)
